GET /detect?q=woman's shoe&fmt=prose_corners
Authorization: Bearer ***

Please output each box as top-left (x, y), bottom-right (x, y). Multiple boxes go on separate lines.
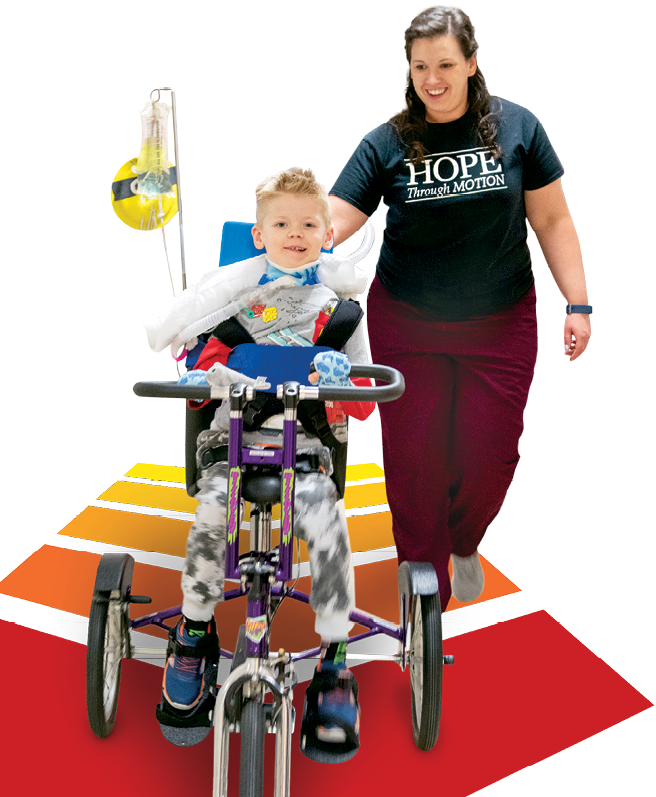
top-left (451, 551), bottom-right (485, 602)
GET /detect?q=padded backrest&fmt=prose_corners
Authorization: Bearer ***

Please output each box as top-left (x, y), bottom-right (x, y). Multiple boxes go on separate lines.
top-left (219, 221), bottom-right (261, 267)
top-left (186, 223), bottom-right (260, 495)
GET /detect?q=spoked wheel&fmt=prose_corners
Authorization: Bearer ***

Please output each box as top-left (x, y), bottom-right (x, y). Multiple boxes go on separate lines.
top-left (239, 699), bottom-right (268, 797)
top-left (398, 561), bottom-right (445, 750)
top-left (408, 590), bottom-right (443, 750)
top-left (86, 554), bottom-right (134, 738)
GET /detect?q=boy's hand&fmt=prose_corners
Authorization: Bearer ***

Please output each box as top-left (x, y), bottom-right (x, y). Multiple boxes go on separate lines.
top-left (308, 351), bottom-right (351, 386)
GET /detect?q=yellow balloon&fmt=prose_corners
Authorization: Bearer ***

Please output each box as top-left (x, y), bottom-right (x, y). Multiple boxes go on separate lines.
top-left (111, 158), bottom-right (178, 231)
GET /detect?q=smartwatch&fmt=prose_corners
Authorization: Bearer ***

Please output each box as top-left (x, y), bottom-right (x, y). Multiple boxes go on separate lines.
top-left (566, 304), bottom-right (592, 314)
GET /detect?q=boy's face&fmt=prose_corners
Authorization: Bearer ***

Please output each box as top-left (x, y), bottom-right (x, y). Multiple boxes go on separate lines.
top-left (252, 194), bottom-right (333, 271)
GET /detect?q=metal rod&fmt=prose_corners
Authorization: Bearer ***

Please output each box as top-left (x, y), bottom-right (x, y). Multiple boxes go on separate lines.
top-left (274, 696), bottom-right (293, 797)
top-left (170, 90), bottom-right (187, 290)
top-left (151, 87), bottom-right (187, 291)
top-left (288, 648), bottom-right (403, 662)
top-left (130, 647), bottom-right (400, 662)
top-left (130, 603), bottom-right (181, 630)
top-left (337, 653), bottom-right (401, 661)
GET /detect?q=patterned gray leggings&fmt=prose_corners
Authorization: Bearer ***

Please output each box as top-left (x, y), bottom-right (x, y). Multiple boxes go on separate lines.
top-left (181, 462), bottom-right (355, 640)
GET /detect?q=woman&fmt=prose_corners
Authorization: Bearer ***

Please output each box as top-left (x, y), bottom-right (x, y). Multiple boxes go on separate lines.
top-left (329, 6), bottom-right (591, 612)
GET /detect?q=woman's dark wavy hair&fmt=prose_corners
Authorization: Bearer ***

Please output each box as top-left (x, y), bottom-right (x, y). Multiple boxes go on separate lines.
top-left (390, 6), bottom-right (501, 164)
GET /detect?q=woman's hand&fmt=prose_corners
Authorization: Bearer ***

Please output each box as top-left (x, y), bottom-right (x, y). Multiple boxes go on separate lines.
top-left (564, 314), bottom-right (591, 361)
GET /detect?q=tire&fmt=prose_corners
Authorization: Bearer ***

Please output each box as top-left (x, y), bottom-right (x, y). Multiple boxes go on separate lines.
top-left (239, 700), bottom-right (267, 797)
top-left (408, 591), bottom-right (443, 751)
top-left (86, 565), bottom-right (131, 738)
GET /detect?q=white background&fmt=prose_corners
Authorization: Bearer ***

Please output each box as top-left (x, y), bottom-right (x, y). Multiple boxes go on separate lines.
top-left (1, 1), bottom-right (654, 793)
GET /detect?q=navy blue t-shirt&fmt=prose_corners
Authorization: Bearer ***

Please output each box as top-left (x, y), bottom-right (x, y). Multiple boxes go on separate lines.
top-left (330, 98), bottom-right (564, 318)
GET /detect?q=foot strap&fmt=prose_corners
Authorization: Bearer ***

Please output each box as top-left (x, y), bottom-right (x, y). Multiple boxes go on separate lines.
top-left (156, 693), bottom-right (215, 729)
top-left (300, 669), bottom-right (360, 763)
top-left (157, 620), bottom-right (220, 746)
top-left (156, 656), bottom-right (218, 746)
top-left (165, 621), bottom-right (220, 660)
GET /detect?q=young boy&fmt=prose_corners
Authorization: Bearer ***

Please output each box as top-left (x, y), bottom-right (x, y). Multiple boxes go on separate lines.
top-left (154, 168), bottom-right (373, 762)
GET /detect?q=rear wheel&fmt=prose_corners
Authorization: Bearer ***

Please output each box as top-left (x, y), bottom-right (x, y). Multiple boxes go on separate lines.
top-left (87, 591), bottom-right (130, 737)
top-left (86, 554), bottom-right (133, 738)
top-left (408, 591), bottom-right (443, 750)
top-left (239, 700), bottom-right (267, 797)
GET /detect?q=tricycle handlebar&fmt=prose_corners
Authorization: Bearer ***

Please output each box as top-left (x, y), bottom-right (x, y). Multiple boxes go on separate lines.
top-left (133, 364), bottom-right (404, 404)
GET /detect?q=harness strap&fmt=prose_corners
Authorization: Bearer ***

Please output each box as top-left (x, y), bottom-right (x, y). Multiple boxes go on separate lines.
top-left (204, 299), bottom-right (362, 499)
top-left (210, 298), bottom-right (362, 353)
top-left (243, 394), bottom-right (284, 431)
top-left (210, 315), bottom-right (256, 347)
top-left (314, 299), bottom-right (363, 350)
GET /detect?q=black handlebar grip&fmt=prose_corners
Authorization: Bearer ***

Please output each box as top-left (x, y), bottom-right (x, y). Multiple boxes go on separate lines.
top-left (134, 363), bottom-right (405, 404)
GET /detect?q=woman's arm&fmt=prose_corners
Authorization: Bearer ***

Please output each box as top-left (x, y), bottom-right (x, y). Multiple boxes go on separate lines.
top-left (329, 196), bottom-right (369, 247)
top-left (525, 179), bottom-right (591, 361)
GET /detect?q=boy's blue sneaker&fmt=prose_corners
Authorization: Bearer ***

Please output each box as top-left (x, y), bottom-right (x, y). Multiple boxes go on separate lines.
top-left (300, 659), bottom-right (361, 763)
top-left (156, 616), bottom-right (220, 747)
top-left (163, 617), bottom-right (212, 709)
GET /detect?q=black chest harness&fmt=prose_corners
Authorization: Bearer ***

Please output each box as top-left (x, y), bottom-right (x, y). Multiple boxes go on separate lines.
top-left (207, 298), bottom-right (363, 498)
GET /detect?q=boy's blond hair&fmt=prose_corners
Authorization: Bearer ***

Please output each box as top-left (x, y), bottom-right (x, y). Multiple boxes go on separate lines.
top-left (255, 167), bottom-right (331, 229)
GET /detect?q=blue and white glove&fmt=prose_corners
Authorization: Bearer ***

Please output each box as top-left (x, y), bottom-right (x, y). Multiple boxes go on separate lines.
top-left (178, 366), bottom-right (267, 393)
top-left (312, 351), bottom-right (351, 386)
top-left (177, 369), bottom-right (209, 387)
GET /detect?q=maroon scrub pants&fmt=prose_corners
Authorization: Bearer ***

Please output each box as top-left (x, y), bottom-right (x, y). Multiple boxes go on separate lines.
top-left (367, 277), bottom-right (538, 612)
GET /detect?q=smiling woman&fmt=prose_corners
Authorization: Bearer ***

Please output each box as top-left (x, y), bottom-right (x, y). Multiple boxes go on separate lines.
top-left (410, 36), bottom-right (477, 124)
top-left (328, 5), bottom-right (591, 615)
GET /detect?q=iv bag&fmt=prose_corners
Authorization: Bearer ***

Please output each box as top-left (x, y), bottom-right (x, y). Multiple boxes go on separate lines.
top-left (111, 158), bottom-right (178, 231)
top-left (134, 101), bottom-right (173, 197)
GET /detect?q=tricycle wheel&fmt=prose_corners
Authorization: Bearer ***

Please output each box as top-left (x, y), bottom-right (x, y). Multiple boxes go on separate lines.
top-left (86, 554), bottom-right (133, 738)
top-left (408, 591), bottom-right (443, 750)
top-left (239, 699), bottom-right (267, 797)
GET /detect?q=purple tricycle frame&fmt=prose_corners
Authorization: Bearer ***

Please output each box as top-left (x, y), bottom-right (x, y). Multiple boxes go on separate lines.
top-left (126, 361), bottom-right (451, 797)
top-left (130, 375), bottom-right (407, 663)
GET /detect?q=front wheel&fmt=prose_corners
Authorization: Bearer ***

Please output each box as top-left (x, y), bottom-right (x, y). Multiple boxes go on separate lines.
top-left (408, 591), bottom-right (443, 750)
top-left (239, 700), bottom-right (267, 797)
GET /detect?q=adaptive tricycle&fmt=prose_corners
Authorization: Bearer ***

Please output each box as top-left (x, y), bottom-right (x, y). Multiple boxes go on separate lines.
top-left (86, 352), bottom-right (454, 797)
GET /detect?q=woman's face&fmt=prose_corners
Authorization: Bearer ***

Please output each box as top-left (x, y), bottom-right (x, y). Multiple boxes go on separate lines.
top-left (410, 35), bottom-right (477, 123)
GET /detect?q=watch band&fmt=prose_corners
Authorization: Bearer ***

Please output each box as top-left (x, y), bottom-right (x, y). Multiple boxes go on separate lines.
top-left (566, 304), bottom-right (592, 314)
